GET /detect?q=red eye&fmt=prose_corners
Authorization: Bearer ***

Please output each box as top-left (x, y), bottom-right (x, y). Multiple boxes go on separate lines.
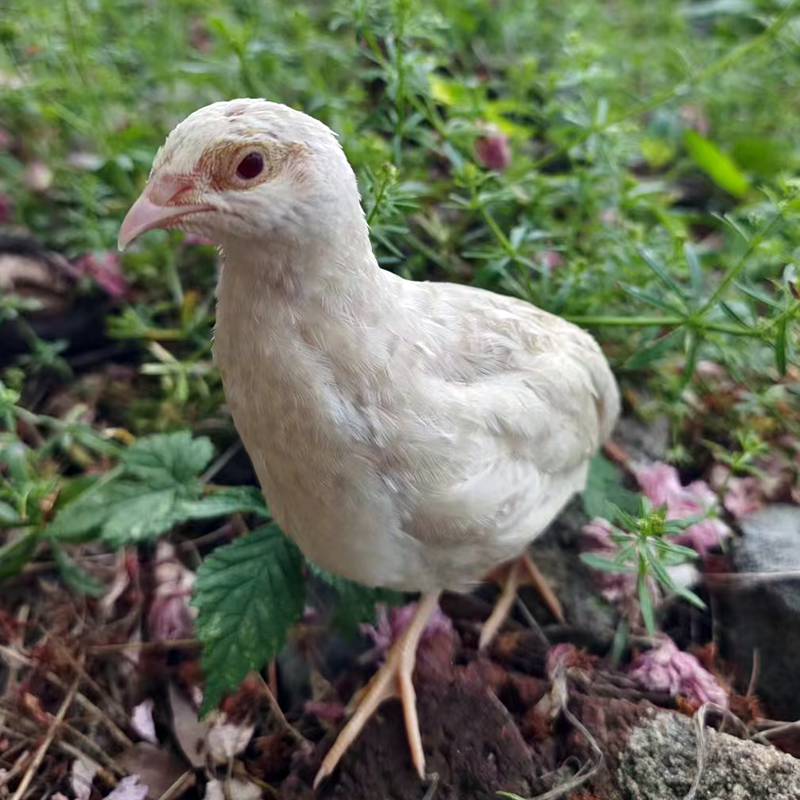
top-left (236, 152), bottom-right (264, 180)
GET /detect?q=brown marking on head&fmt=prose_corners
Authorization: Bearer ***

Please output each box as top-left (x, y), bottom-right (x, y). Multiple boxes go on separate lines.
top-left (194, 140), bottom-right (313, 192)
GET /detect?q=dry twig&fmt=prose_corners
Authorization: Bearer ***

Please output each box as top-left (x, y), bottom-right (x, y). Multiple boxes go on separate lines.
top-left (10, 673), bottom-right (80, 800)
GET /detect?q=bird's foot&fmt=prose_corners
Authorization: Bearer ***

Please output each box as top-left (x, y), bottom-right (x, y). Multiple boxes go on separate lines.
top-left (313, 591), bottom-right (441, 789)
top-left (479, 552), bottom-right (564, 650)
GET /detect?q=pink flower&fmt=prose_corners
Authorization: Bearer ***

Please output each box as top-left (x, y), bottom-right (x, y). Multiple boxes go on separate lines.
top-left (304, 700), bottom-right (345, 723)
top-left (635, 462), bottom-right (729, 555)
top-left (148, 543), bottom-right (196, 642)
top-left (360, 602), bottom-right (452, 665)
top-left (540, 250), bottom-right (563, 270)
top-left (475, 126), bottom-right (511, 172)
top-left (581, 518), bottom-right (635, 602)
top-left (74, 252), bottom-right (128, 298)
top-left (723, 475), bottom-right (762, 519)
top-left (630, 636), bottom-right (728, 708)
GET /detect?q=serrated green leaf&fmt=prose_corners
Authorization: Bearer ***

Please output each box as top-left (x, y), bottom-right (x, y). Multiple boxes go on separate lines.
top-left (582, 455), bottom-right (638, 519)
top-left (684, 130), bottom-right (750, 198)
top-left (308, 562), bottom-right (402, 632)
top-left (193, 525), bottom-right (305, 715)
top-left (47, 482), bottom-right (143, 543)
top-left (100, 485), bottom-right (199, 547)
top-left (178, 485), bottom-right (270, 521)
top-left (51, 543), bottom-right (104, 597)
top-left (122, 431), bottom-right (213, 487)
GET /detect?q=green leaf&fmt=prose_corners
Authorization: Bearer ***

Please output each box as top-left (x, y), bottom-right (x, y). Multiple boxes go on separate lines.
top-left (0, 500), bottom-right (20, 525)
top-left (620, 284), bottom-right (686, 314)
top-left (684, 243), bottom-right (702, 298)
top-left (178, 485), bottom-right (271, 521)
top-left (309, 562), bottom-right (402, 633)
top-left (99, 485), bottom-right (201, 547)
top-left (775, 315), bottom-right (788, 376)
top-left (637, 247), bottom-right (686, 299)
top-left (47, 482), bottom-right (143, 543)
top-left (193, 525), bottom-right (306, 715)
top-left (580, 552), bottom-right (636, 573)
top-left (684, 130), bottom-right (750, 198)
top-left (582, 455), bottom-right (638, 519)
top-left (682, 327), bottom-right (700, 385)
top-left (625, 327), bottom-right (685, 370)
top-left (122, 432), bottom-right (213, 487)
top-left (637, 571), bottom-right (656, 635)
top-left (51, 543), bottom-right (104, 597)
top-left (0, 529), bottom-right (39, 580)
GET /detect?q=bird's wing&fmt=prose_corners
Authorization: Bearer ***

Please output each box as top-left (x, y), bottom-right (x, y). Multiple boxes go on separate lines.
top-left (380, 281), bottom-right (620, 569)
top-left (411, 281), bottom-right (619, 474)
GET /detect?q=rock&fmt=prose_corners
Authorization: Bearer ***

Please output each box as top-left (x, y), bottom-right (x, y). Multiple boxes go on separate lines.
top-left (717, 505), bottom-right (800, 719)
top-left (613, 413), bottom-right (670, 466)
top-left (618, 710), bottom-right (800, 800)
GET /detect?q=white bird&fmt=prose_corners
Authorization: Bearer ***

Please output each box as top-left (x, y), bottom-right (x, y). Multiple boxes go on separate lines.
top-left (119, 98), bottom-right (619, 788)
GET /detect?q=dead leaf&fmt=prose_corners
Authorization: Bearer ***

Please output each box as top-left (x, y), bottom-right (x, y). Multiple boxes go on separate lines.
top-left (102, 775), bottom-right (148, 800)
top-left (131, 699), bottom-right (158, 745)
top-left (203, 779), bottom-right (261, 800)
top-left (70, 756), bottom-right (99, 800)
top-left (168, 681), bottom-right (209, 768)
top-left (206, 715), bottom-right (254, 764)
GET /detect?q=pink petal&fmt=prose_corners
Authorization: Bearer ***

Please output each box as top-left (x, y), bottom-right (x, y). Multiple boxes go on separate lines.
top-left (475, 129), bottom-right (511, 172)
top-left (630, 637), bottom-right (727, 708)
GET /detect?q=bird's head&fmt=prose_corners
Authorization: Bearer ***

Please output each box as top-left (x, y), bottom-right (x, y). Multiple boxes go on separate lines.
top-left (118, 99), bottom-right (359, 251)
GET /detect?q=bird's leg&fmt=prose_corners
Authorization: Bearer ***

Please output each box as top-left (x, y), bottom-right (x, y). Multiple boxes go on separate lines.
top-left (479, 552), bottom-right (563, 650)
top-left (314, 591), bottom-right (441, 788)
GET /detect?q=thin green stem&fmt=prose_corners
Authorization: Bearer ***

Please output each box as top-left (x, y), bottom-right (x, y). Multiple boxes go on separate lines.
top-left (478, 203), bottom-right (515, 258)
top-left (566, 315), bottom-right (685, 328)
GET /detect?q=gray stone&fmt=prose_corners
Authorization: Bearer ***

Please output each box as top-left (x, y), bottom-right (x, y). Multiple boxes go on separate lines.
top-left (613, 413), bottom-right (670, 466)
top-left (735, 505), bottom-right (800, 609)
top-left (717, 505), bottom-right (800, 719)
top-left (618, 711), bottom-right (800, 800)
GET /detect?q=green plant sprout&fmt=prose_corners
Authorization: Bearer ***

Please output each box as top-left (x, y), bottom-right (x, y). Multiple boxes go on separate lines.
top-left (581, 497), bottom-right (707, 635)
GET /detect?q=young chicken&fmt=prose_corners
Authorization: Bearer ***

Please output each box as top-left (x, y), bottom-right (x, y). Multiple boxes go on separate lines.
top-left (119, 99), bottom-right (619, 787)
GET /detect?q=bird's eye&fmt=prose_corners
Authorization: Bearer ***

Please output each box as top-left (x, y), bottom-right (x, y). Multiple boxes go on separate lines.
top-left (236, 152), bottom-right (264, 180)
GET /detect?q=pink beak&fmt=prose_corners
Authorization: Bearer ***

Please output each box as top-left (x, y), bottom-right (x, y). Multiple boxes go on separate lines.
top-left (118, 175), bottom-right (212, 251)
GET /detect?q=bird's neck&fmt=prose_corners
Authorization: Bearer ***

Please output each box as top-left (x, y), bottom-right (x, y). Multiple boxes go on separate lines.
top-left (215, 216), bottom-right (401, 353)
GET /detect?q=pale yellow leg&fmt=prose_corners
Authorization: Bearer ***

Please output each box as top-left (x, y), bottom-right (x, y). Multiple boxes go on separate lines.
top-left (314, 591), bottom-right (441, 788)
top-left (479, 552), bottom-right (564, 651)
top-left (520, 552), bottom-right (564, 624)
